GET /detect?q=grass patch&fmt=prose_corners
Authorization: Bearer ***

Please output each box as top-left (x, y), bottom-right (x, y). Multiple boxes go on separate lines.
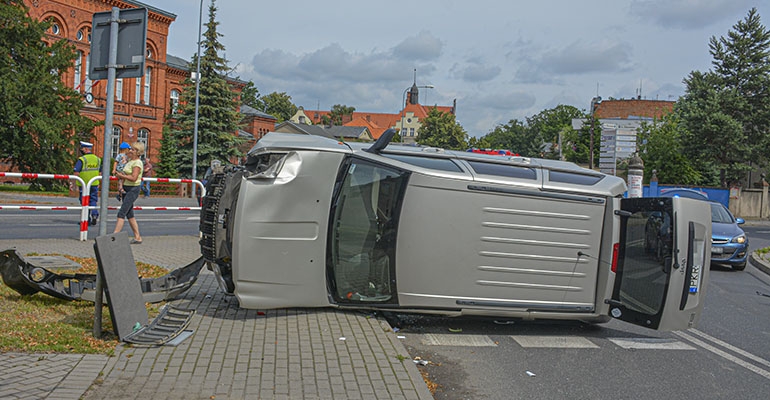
top-left (0, 254), bottom-right (167, 354)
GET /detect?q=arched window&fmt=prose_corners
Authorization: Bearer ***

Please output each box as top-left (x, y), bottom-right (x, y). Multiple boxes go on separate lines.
top-left (84, 54), bottom-right (93, 94)
top-left (51, 23), bottom-right (60, 35)
top-left (111, 126), bottom-right (122, 159)
top-left (143, 67), bottom-right (151, 105)
top-left (73, 51), bottom-right (82, 91)
top-left (170, 89), bottom-right (180, 113)
top-left (137, 128), bottom-right (149, 157)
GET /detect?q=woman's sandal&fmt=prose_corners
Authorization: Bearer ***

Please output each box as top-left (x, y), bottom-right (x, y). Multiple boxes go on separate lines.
top-left (130, 238), bottom-right (143, 244)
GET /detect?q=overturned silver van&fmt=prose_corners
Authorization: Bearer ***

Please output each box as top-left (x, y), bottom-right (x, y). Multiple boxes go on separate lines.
top-left (200, 130), bottom-right (711, 331)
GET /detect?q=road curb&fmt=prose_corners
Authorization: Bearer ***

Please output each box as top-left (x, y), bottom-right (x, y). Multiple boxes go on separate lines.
top-left (749, 251), bottom-right (770, 276)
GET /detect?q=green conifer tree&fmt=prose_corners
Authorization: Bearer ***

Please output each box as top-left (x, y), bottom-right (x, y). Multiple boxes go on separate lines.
top-left (171, 0), bottom-right (243, 179)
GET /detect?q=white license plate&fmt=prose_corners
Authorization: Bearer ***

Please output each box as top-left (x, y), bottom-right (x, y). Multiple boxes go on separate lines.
top-left (711, 246), bottom-right (723, 254)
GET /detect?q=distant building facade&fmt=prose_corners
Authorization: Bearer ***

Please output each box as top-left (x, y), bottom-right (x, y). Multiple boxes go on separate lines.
top-left (573, 98), bottom-right (675, 174)
top-left (289, 82), bottom-right (456, 143)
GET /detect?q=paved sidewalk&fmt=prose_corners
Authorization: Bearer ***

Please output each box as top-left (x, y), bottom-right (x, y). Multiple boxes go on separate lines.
top-left (0, 236), bottom-right (432, 400)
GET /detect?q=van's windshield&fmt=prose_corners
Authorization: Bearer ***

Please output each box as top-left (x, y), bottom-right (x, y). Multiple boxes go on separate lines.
top-left (327, 158), bottom-right (409, 303)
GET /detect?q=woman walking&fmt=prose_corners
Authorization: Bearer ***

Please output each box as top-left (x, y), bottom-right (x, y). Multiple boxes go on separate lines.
top-left (113, 142), bottom-right (144, 244)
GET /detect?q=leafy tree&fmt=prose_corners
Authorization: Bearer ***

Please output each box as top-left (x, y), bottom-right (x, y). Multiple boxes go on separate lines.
top-left (637, 115), bottom-right (702, 185)
top-left (0, 0), bottom-right (97, 190)
top-left (479, 119), bottom-right (540, 157)
top-left (329, 104), bottom-right (355, 125)
top-left (417, 108), bottom-right (468, 150)
top-left (679, 8), bottom-right (770, 187)
top-left (561, 115), bottom-right (599, 166)
top-left (171, 0), bottom-right (244, 179)
top-left (240, 80), bottom-right (261, 110)
top-left (259, 92), bottom-right (297, 122)
top-left (526, 105), bottom-right (585, 159)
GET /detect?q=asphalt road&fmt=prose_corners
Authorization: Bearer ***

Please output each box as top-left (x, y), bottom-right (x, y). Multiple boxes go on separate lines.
top-left (3, 194), bottom-right (769, 399)
top-left (393, 224), bottom-right (770, 400)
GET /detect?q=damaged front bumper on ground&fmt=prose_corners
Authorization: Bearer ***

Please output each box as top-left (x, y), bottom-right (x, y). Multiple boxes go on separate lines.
top-left (0, 249), bottom-right (204, 303)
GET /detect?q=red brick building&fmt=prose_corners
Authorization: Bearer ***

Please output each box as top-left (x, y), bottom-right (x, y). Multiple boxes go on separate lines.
top-left (594, 99), bottom-right (674, 120)
top-left (23, 0), bottom-right (275, 167)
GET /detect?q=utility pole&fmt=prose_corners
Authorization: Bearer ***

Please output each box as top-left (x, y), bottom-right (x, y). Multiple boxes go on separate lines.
top-left (589, 96), bottom-right (601, 170)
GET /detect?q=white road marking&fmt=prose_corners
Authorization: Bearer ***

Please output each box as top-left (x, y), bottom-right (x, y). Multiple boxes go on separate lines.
top-left (674, 330), bottom-right (770, 380)
top-left (608, 337), bottom-right (695, 350)
top-left (420, 334), bottom-right (497, 346)
top-left (512, 335), bottom-right (599, 348)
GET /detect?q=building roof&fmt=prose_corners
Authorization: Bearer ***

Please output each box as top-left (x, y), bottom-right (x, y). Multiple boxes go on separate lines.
top-left (124, 0), bottom-right (176, 19)
top-left (275, 121), bottom-right (369, 140)
top-left (165, 54), bottom-right (189, 70)
top-left (240, 104), bottom-right (277, 120)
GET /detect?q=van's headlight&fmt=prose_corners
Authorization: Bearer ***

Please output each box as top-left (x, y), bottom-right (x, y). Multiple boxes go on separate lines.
top-left (732, 234), bottom-right (746, 244)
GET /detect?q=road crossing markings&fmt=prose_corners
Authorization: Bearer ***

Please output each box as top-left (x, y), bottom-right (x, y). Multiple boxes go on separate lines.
top-left (420, 334), bottom-right (497, 346)
top-left (674, 329), bottom-right (770, 380)
top-left (511, 335), bottom-right (599, 348)
top-left (608, 337), bottom-right (695, 350)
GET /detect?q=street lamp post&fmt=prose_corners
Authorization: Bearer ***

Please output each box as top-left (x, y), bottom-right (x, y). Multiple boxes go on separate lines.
top-left (191, 0), bottom-right (204, 198)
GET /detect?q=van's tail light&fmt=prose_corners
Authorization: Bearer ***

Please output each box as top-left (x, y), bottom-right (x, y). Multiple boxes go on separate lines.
top-left (611, 243), bottom-right (620, 273)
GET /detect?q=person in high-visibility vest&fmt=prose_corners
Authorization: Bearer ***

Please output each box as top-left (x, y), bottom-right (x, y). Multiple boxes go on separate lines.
top-left (74, 141), bottom-right (101, 226)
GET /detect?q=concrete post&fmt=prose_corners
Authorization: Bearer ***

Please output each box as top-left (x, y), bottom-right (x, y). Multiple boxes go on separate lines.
top-left (627, 153), bottom-right (644, 198)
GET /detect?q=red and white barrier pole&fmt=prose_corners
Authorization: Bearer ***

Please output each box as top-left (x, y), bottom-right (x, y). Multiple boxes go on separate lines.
top-left (0, 172), bottom-right (204, 241)
top-left (80, 176), bottom-right (205, 241)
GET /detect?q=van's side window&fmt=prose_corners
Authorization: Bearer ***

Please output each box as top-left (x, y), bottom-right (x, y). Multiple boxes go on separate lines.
top-left (549, 170), bottom-right (604, 186)
top-left (467, 161), bottom-right (536, 180)
top-left (381, 154), bottom-right (463, 172)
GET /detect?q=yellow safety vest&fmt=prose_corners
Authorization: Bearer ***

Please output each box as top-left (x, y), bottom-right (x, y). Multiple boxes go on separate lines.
top-left (77, 153), bottom-right (101, 187)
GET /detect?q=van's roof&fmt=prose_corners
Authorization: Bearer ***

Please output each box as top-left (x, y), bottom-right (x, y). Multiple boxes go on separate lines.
top-left (250, 132), bottom-right (627, 196)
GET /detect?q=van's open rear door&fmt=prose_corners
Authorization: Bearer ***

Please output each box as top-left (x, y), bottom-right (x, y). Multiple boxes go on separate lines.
top-left (609, 197), bottom-right (711, 331)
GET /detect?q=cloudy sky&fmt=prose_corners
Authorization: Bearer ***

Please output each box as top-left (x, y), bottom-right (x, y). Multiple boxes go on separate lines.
top-left (162, 0), bottom-right (764, 137)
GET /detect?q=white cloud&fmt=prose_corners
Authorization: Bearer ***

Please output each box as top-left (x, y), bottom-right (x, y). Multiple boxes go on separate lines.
top-left (630, 0), bottom-right (756, 29)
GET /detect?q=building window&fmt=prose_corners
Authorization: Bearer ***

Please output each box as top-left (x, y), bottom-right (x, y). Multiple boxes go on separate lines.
top-left (143, 67), bottom-right (151, 105)
top-left (116, 78), bottom-right (123, 101)
top-left (73, 51), bottom-right (82, 91)
top-left (409, 128), bottom-right (415, 137)
top-left (170, 89), bottom-right (179, 113)
top-left (112, 126), bottom-right (122, 159)
top-left (137, 128), bottom-right (149, 157)
top-left (51, 23), bottom-right (60, 35)
top-left (84, 54), bottom-right (93, 94)
top-left (135, 77), bottom-right (140, 104)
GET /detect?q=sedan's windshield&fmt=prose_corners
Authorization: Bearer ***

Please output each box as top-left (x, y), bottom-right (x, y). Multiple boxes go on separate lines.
top-left (710, 203), bottom-right (735, 224)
